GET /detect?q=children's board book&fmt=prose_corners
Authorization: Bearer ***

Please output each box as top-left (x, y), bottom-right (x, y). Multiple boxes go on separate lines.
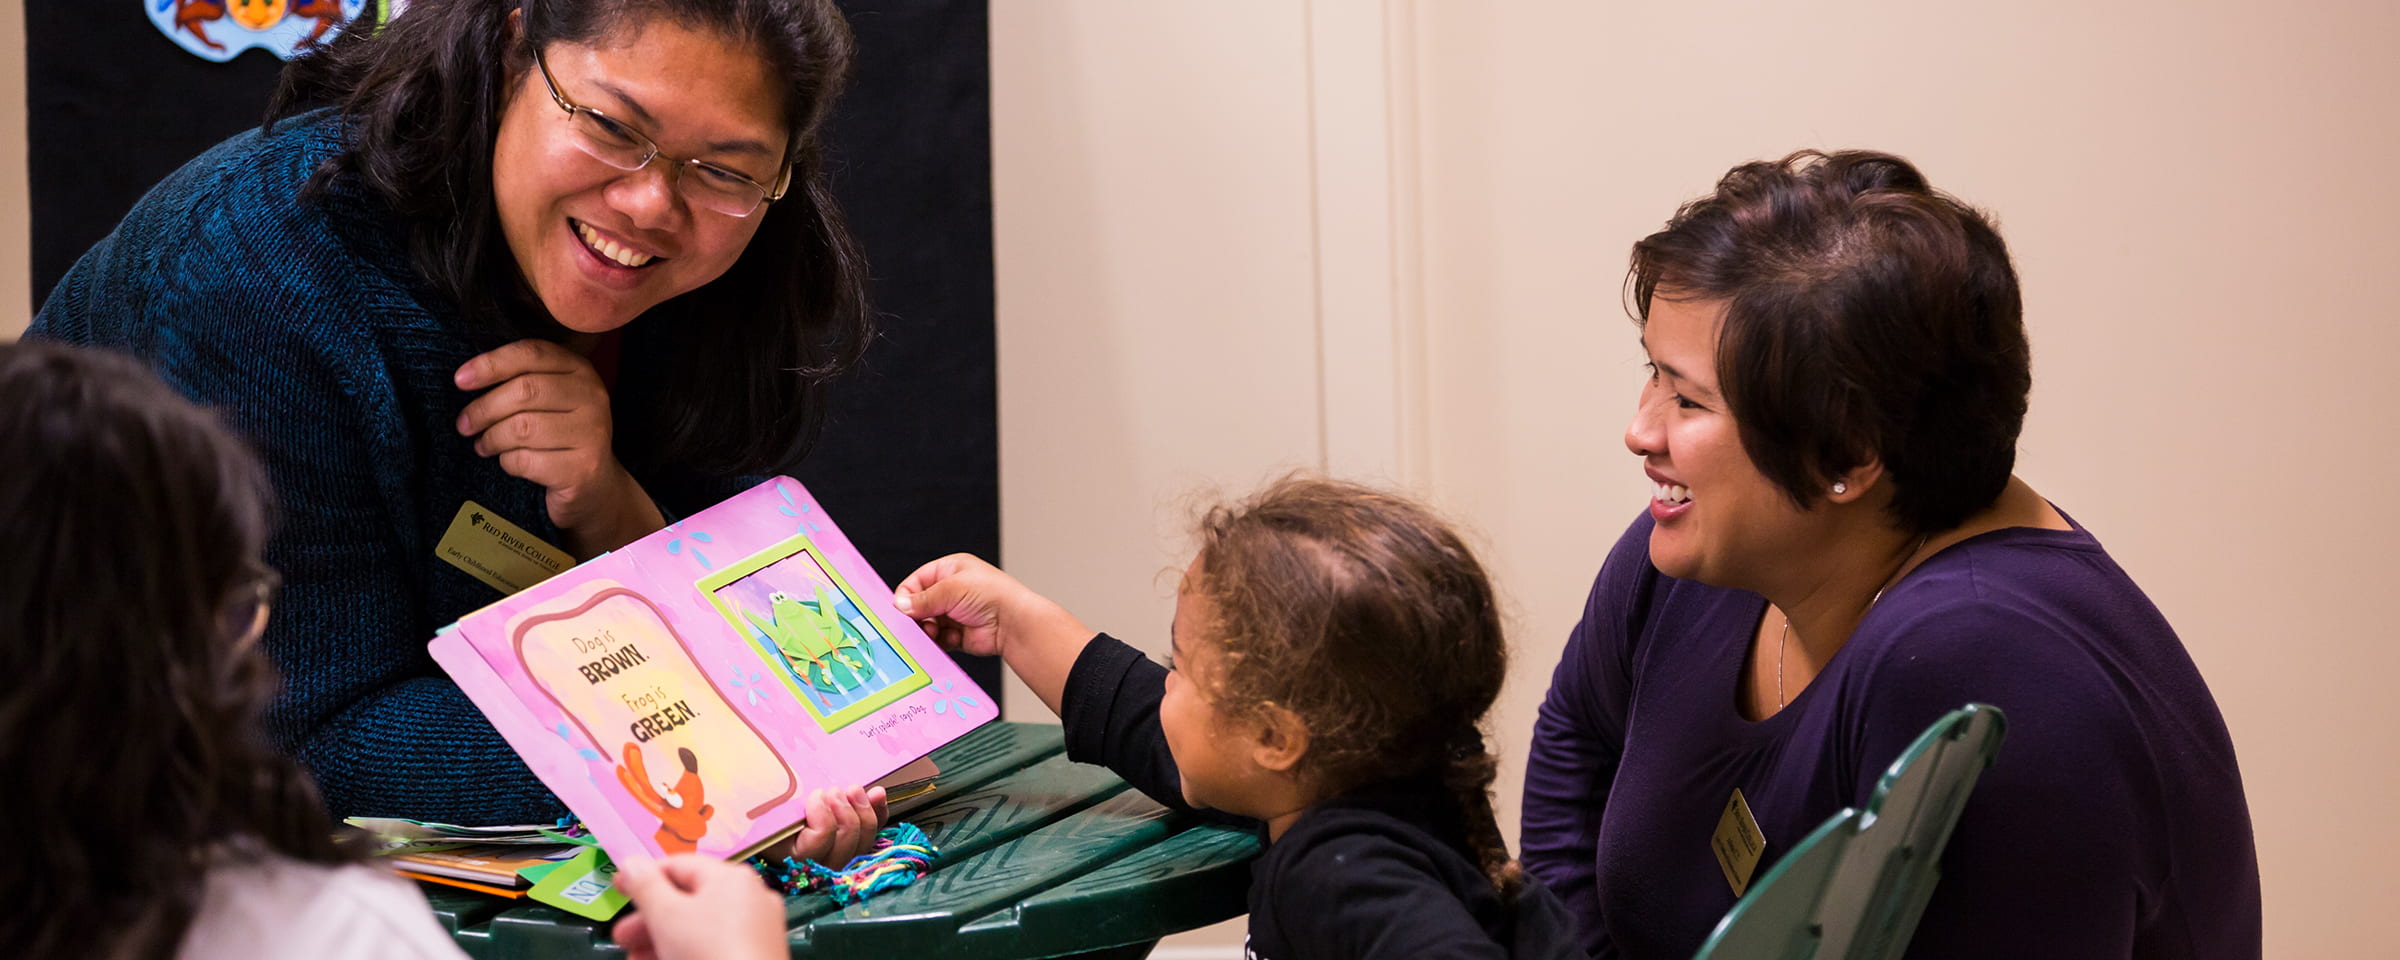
top-left (429, 477), bottom-right (995, 865)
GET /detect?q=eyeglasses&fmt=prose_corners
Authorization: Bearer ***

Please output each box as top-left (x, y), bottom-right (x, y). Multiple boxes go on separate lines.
top-left (223, 568), bottom-right (281, 650)
top-left (534, 49), bottom-right (791, 219)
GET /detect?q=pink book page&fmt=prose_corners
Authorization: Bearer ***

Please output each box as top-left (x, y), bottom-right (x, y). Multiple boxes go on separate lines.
top-left (426, 628), bottom-right (647, 853)
top-left (441, 477), bottom-right (994, 862)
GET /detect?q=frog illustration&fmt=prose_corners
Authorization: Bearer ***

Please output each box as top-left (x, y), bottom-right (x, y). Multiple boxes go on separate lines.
top-left (742, 586), bottom-right (876, 695)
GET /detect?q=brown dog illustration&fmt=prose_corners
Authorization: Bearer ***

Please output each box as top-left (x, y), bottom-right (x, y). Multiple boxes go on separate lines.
top-left (617, 743), bottom-right (715, 854)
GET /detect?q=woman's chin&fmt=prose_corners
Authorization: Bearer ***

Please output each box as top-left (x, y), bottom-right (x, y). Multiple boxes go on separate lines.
top-left (530, 269), bottom-right (657, 335)
top-left (540, 295), bottom-right (641, 336)
top-left (555, 313), bottom-right (634, 335)
top-left (1646, 539), bottom-right (1703, 582)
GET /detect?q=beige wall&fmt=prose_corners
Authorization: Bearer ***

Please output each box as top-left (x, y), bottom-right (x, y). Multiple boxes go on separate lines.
top-left (990, 4), bottom-right (1415, 950)
top-left (995, 1), bottom-right (2398, 957)
top-left (2, 0), bottom-right (27, 339)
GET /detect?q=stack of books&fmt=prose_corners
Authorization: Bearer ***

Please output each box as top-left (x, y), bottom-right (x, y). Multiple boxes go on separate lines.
top-left (347, 818), bottom-right (586, 897)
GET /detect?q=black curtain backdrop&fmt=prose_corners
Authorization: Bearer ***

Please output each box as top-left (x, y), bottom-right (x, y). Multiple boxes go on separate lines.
top-left (24, 1), bottom-right (1001, 694)
top-left (791, 3), bottom-right (1000, 694)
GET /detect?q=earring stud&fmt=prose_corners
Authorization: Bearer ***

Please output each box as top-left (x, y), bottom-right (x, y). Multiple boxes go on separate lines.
top-left (1832, 482), bottom-right (1848, 495)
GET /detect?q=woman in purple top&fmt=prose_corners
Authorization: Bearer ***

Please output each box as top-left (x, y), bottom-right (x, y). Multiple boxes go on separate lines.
top-left (1521, 151), bottom-right (2260, 959)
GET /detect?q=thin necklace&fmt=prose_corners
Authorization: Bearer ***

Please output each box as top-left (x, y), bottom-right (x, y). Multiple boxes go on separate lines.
top-left (1778, 534), bottom-right (1931, 707)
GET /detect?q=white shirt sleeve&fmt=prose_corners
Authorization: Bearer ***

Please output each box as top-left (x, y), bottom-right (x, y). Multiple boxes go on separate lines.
top-left (179, 855), bottom-right (468, 960)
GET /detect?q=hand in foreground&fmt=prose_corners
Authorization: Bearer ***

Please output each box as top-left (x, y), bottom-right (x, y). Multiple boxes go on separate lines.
top-left (779, 785), bottom-right (890, 867)
top-left (611, 855), bottom-right (785, 960)
top-left (455, 338), bottom-right (662, 555)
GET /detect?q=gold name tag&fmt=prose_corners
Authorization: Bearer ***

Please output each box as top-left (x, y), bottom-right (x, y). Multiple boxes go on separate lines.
top-left (1711, 787), bottom-right (1768, 897)
top-left (435, 501), bottom-right (571, 595)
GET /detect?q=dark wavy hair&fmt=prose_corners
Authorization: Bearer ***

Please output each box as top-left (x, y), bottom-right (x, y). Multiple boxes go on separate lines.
top-left (1189, 476), bottom-right (1525, 901)
top-left (0, 341), bottom-right (353, 960)
top-left (266, 0), bottom-right (872, 475)
top-left (1628, 150), bottom-right (2031, 533)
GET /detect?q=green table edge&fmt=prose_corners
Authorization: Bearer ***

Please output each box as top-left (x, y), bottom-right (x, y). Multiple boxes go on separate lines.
top-left (422, 721), bottom-right (1259, 959)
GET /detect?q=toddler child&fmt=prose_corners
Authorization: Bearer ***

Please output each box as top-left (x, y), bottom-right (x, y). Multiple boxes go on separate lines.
top-left (894, 476), bottom-right (1583, 960)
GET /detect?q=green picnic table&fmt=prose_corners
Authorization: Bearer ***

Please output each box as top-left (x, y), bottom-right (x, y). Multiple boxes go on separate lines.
top-left (417, 722), bottom-right (1261, 959)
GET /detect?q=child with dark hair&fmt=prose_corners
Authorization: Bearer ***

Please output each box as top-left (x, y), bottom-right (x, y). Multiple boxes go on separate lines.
top-left (0, 340), bottom-right (840, 960)
top-left (894, 476), bottom-right (1582, 959)
top-left (0, 339), bottom-right (457, 959)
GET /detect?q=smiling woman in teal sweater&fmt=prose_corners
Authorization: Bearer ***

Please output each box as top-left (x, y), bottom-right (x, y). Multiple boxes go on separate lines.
top-left (32, 0), bottom-right (872, 824)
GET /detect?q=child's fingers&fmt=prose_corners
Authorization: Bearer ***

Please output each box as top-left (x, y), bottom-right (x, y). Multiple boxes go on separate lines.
top-left (841, 786), bottom-right (881, 855)
top-left (613, 855), bottom-right (786, 960)
top-left (898, 582), bottom-right (990, 636)
top-left (793, 789), bottom-right (834, 862)
top-left (613, 859), bottom-right (664, 900)
top-left (932, 620), bottom-right (971, 652)
top-left (893, 554), bottom-right (965, 600)
top-left (612, 911), bottom-right (655, 957)
top-left (868, 784), bottom-right (890, 825)
top-left (891, 578), bottom-right (946, 617)
top-left (827, 785), bottom-right (864, 861)
top-left (610, 859), bottom-right (671, 960)
top-left (679, 854), bottom-right (771, 892)
top-left (653, 855), bottom-right (716, 894)
top-left (838, 787), bottom-right (886, 863)
top-left (893, 554), bottom-right (996, 618)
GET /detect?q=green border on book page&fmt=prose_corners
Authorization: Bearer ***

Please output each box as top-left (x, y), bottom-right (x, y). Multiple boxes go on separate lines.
top-left (694, 532), bottom-right (932, 733)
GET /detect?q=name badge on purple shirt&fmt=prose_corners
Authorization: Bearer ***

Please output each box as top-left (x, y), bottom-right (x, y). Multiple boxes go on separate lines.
top-left (1712, 787), bottom-right (1767, 896)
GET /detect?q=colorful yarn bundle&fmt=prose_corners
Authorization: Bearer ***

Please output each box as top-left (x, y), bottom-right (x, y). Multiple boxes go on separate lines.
top-left (750, 823), bottom-right (938, 906)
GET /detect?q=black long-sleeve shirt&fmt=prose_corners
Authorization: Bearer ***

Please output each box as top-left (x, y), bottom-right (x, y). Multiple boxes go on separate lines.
top-left (1060, 634), bottom-right (1584, 960)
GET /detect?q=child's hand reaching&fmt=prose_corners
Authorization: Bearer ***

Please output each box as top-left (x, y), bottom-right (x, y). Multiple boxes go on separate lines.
top-left (611, 855), bottom-right (785, 960)
top-left (786, 785), bottom-right (889, 867)
top-left (893, 554), bottom-right (1045, 657)
top-left (894, 554), bottom-right (1094, 716)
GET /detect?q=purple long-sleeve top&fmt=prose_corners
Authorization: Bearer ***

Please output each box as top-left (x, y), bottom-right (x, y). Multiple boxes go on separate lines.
top-left (1521, 511), bottom-right (2260, 959)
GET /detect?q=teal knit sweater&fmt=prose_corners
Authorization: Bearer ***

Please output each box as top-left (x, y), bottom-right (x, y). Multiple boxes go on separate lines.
top-left (33, 110), bottom-right (744, 824)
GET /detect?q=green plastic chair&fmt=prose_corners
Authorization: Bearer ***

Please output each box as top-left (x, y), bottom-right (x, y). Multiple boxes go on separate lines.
top-left (1691, 703), bottom-right (2008, 960)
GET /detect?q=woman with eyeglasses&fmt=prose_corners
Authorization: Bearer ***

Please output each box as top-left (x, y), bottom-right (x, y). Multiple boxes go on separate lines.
top-left (28, 0), bottom-right (886, 835)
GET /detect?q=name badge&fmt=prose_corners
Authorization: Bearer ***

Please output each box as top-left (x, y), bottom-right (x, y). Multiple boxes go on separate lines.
top-left (1711, 787), bottom-right (1768, 897)
top-left (436, 501), bottom-right (571, 595)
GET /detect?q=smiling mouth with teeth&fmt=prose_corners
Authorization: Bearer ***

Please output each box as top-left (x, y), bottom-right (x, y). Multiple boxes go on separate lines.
top-left (1654, 482), bottom-right (1692, 504)
top-left (573, 219), bottom-right (661, 270)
